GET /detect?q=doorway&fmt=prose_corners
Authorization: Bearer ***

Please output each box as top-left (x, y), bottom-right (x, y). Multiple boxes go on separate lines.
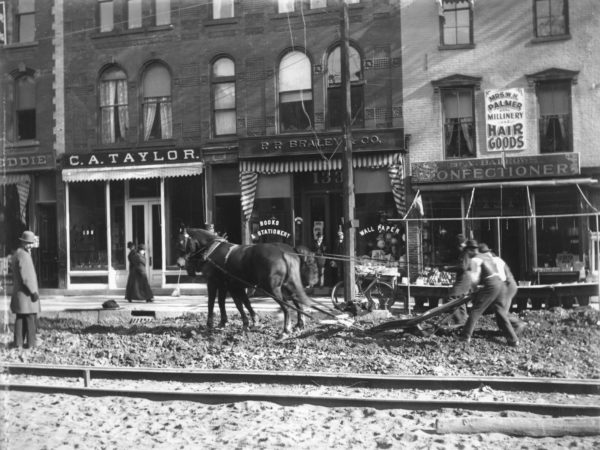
top-left (303, 192), bottom-right (344, 286)
top-left (37, 203), bottom-right (58, 287)
top-left (127, 200), bottom-right (162, 285)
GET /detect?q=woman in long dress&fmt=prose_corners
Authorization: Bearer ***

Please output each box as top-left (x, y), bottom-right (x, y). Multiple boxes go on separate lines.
top-left (125, 243), bottom-right (154, 303)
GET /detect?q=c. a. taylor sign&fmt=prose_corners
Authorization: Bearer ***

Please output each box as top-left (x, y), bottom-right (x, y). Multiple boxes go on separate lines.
top-left (65, 148), bottom-right (201, 167)
top-left (411, 153), bottom-right (579, 184)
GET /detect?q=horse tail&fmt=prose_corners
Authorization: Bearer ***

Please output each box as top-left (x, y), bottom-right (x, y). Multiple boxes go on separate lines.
top-left (282, 250), bottom-right (314, 307)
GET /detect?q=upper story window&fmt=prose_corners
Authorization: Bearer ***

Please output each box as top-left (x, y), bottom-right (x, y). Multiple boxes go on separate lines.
top-left (16, 74), bottom-right (36, 140)
top-left (534, 0), bottom-right (568, 38)
top-left (212, 57), bottom-right (236, 136)
top-left (99, 67), bottom-right (128, 144)
top-left (327, 45), bottom-right (364, 129)
top-left (442, 88), bottom-right (475, 158)
top-left (17, 0), bottom-right (35, 43)
top-left (128, 0), bottom-right (142, 29)
top-left (278, 51), bottom-right (313, 132)
top-left (142, 63), bottom-right (172, 140)
top-left (99, 0), bottom-right (114, 32)
top-left (440, 0), bottom-right (473, 46)
top-left (536, 81), bottom-right (571, 153)
top-left (310, 0), bottom-right (327, 8)
top-left (155, 0), bottom-right (171, 26)
top-left (0, 2), bottom-right (6, 44)
top-left (213, 0), bottom-right (234, 19)
top-left (278, 0), bottom-right (294, 13)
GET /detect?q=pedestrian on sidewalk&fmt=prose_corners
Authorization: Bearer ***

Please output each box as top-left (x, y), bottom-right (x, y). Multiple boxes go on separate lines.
top-left (125, 243), bottom-right (154, 303)
top-left (10, 230), bottom-right (40, 349)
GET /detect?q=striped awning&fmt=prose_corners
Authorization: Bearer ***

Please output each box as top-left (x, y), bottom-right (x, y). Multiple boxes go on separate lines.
top-left (62, 162), bottom-right (204, 183)
top-left (1, 174), bottom-right (31, 224)
top-left (240, 153), bottom-right (402, 174)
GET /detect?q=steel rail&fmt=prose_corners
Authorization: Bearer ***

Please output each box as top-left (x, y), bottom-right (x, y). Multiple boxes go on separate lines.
top-left (2, 363), bottom-right (600, 394)
top-left (2, 382), bottom-right (599, 416)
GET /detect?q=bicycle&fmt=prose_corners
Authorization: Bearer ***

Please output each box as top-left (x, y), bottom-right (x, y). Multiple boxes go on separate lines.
top-left (330, 267), bottom-right (397, 311)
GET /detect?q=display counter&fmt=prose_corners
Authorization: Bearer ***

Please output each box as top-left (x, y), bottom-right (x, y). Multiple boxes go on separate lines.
top-left (394, 282), bottom-right (598, 312)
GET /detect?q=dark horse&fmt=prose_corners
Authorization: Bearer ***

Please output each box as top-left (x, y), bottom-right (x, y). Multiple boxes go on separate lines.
top-left (179, 228), bottom-right (317, 334)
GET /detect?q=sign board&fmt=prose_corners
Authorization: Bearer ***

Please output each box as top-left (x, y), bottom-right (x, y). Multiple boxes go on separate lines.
top-left (239, 129), bottom-right (404, 158)
top-left (0, 152), bottom-right (55, 172)
top-left (485, 88), bottom-right (527, 152)
top-left (64, 148), bottom-right (201, 168)
top-left (411, 153), bottom-right (580, 184)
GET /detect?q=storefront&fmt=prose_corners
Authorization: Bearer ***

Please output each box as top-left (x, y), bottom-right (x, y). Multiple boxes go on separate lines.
top-left (409, 153), bottom-right (599, 283)
top-left (1, 152), bottom-right (58, 288)
top-left (61, 148), bottom-right (204, 289)
top-left (239, 128), bottom-right (407, 288)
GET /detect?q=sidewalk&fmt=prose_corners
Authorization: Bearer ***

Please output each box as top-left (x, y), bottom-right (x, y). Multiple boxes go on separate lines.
top-left (0, 287), bottom-right (342, 325)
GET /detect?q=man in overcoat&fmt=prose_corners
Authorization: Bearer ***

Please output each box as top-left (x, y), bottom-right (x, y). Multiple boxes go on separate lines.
top-left (10, 230), bottom-right (40, 349)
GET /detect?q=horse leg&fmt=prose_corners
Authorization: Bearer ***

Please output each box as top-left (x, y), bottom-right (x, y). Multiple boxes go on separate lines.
top-left (272, 286), bottom-right (293, 335)
top-left (240, 293), bottom-right (258, 327)
top-left (206, 279), bottom-right (217, 329)
top-left (229, 286), bottom-right (251, 329)
top-left (217, 286), bottom-right (228, 328)
top-left (284, 287), bottom-right (305, 331)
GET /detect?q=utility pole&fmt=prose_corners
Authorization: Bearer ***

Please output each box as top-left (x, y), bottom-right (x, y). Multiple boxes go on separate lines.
top-left (340, 1), bottom-right (356, 302)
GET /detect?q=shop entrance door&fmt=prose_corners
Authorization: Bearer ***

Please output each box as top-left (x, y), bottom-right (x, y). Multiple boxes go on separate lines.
top-left (127, 200), bottom-right (162, 286)
top-left (304, 193), bottom-right (344, 286)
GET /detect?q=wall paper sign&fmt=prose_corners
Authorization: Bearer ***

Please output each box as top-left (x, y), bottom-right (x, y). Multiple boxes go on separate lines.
top-left (485, 88), bottom-right (528, 152)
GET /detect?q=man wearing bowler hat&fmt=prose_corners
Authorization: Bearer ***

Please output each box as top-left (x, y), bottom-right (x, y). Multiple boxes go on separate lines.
top-left (10, 230), bottom-right (40, 349)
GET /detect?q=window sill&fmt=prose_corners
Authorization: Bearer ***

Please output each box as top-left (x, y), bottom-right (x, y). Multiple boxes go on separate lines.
top-left (438, 43), bottom-right (475, 51)
top-left (6, 140), bottom-right (40, 150)
top-left (90, 25), bottom-right (173, 39)
top-left (270, 4), bottom-right (363, 20)
top-left (530, 34), bottom-right (571, 44)
top-left (204, 18), bottom-right (239, 27)
top-left (2, 40), bottom-right (39, 49)
top-left (136, 139), bottom-right (177, 148)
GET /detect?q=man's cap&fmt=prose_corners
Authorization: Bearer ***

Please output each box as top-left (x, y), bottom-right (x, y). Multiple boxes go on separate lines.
top-left (19, 230), bottom-right (36, 244)
top-left (478, 243), bottom-right (491, 253)
top-left (464, 239), bottom-right (479, 249)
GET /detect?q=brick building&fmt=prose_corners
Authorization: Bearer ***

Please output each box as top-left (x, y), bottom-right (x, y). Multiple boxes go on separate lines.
top-left (0, 0), bottom-right (60, 287)
top-left (401, 0), bottom-right (600, 284)
top-left (56, 0), bottom-right (405, 290)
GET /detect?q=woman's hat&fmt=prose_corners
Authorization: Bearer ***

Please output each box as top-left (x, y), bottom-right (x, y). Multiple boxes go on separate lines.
top-left (19, 230), bottom-right (36, 244)
top-left (137, 243), bottom-right (146, 251)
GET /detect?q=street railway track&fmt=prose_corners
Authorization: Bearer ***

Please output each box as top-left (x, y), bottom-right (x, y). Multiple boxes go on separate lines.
top-left (2, 364), bottom-right (599, 416)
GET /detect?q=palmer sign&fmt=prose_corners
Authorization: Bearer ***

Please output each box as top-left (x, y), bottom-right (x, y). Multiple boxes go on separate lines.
top-left (411, 153), bottom-right (579, 184)
top-left (485, 88), bottom-right (528, 152)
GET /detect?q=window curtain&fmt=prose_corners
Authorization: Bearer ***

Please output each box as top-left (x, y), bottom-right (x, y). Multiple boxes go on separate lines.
top-left (116, 80), bottom-right (128, 139)
top-left (240, 171), bottom-right (258, 222)
top-left (160, 100), bottom-right (172, 139)
top-left (100, 81), bottom-right (116, 144)
top-left (143, 101), bottom-right (157, 141)
top-left (460, 121), bottom-right (473, 154)
top-left (445, 122), bottom-right (454, 153)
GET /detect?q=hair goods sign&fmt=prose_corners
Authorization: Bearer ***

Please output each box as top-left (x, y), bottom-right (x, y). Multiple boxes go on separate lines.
top-left (485, 88), bottom-right (528, 153)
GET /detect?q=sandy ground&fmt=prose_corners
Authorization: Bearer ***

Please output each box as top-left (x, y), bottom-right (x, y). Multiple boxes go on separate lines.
top-left (1, 391), bottom-right (599, 450)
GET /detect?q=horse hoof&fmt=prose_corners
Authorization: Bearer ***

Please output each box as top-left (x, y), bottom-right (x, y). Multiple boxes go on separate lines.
top-left (217, 321), bottom-right (227, 328)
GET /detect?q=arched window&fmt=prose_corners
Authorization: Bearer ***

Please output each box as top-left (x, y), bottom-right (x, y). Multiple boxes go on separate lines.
top-left (278, 51), bottom-right (313, 132)
top-left (212, 57), bottom-right (236, 136)
top-left (327, 45), bottom-right (363, 128)
top-left (99, 67), bottom-right (128, 144)
top-left (16, 74), bottom-right (36, 140)
top-left (142, 63), bottom-right (172, 140)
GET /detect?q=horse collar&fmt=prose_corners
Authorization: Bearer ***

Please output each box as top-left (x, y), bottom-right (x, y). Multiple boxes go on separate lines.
top-left (224, 244), bottom-right (240, 265)
top-left (203, 239), bottom-right (226, 260)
